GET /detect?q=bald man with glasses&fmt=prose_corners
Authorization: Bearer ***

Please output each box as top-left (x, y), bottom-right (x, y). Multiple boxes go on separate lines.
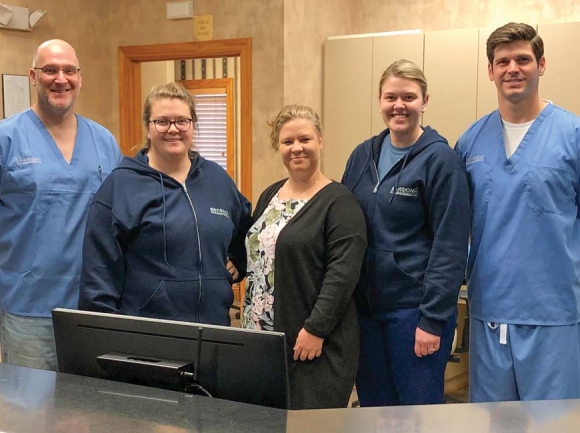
top-left (0, 39), bottom-right (122, 370)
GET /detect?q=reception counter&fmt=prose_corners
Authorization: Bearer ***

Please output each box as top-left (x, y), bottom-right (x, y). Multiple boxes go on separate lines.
top-left (0, 362), bottom-right (578, 432)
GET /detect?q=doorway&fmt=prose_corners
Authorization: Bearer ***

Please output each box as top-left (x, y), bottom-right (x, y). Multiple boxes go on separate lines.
top-left (117, 38), bottom-right (252, 200)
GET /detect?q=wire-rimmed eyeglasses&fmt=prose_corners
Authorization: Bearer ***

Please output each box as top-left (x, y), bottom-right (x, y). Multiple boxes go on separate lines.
top-left (150, 118), bottom-right (193, 133)
top-left (33, 66), bottom-right (81, 76)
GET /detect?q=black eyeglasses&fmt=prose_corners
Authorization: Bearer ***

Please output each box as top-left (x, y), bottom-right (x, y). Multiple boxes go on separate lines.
top-left (150, 118), bottom-right (193, 133)
top-left (33, 66), bottom-right (81, 76)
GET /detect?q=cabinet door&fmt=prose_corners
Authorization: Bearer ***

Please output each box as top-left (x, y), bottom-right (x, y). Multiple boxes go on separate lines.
top-left (371, 33), bottom-right (424, 136)
top-left (323, 37), bottom-right (373, 181)
top-left (423, 29), bottom-right (479, 147)
top-left (538, 22), bottom-right (580, 115)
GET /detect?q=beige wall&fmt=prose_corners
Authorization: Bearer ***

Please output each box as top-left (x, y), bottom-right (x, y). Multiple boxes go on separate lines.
top-left (283, 0), bottom-right (355, 112)
top-left (0, 0), bottom-right (112, 126)
top-left (283, 0), bottom-right (355, 173)
top-left (350, 0), bottom-right (580, 33)
top-left (2, 0), bottom-right (580, 196)
top-left (109, 0), bottom-right (286, 201)
top-left (0, 0), bottom-right (284, 201)
top-left (141, 61), bottom-right (175, 106)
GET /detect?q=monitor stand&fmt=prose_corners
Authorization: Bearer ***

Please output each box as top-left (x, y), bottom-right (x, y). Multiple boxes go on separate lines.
top-left (96, 327), bottom-right (211, 397)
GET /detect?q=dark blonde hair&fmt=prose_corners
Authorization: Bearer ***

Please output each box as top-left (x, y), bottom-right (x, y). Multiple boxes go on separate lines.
top-left (378, 59), bottom-right (428, 99)
top-left (268, 104), bottom-right (323, 151)
top-left (136, 82), bottom-right (198, 157)
top-left (486, 23), bottom-right (544, 65)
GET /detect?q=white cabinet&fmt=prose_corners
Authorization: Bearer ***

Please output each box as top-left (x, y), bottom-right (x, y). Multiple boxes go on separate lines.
top-left (323, 37), bottom-right (373, 181)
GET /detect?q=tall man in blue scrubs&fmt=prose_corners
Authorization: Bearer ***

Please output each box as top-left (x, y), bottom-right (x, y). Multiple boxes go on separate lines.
top-left (0, 39), bottom-right (122, 370)
top-left (456, 23), bottom-right (580, 402)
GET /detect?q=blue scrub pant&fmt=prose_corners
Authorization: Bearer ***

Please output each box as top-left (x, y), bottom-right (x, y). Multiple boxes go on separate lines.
top-left (356, 307), bottom-right (456, 406)
top-left (0, 311), bottom-right (57, 371)
top-left (469, 319), bottom-right (580, 402)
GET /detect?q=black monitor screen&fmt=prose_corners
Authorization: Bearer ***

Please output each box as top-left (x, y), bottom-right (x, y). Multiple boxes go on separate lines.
top-left (52, 308), bottom-right (290, 409)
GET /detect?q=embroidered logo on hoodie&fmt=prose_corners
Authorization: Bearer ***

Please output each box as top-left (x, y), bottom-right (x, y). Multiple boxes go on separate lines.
top-left (390, 186), bottom-right (419, 197)
top-left (210, 207), bottom-right (230, 218)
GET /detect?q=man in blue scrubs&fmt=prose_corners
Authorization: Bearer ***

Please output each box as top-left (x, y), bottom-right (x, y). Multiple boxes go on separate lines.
top-left (456, 23), bottom-right (580, 402)
top-left (0, 39), bottom-right (122, 370)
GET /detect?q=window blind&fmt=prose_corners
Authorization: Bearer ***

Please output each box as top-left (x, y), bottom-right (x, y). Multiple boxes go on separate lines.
top-left (194, 93), bottom-right (227, 170)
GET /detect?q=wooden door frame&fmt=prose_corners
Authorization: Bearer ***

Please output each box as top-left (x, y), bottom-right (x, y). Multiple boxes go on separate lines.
top-left (118, 38), bottom-right (252, 200)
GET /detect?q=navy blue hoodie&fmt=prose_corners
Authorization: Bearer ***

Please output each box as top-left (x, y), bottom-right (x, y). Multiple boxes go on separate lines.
top-left (79, 151), bottom-right (251, 325)
top-left (342, 127), bottom-right (470, 335)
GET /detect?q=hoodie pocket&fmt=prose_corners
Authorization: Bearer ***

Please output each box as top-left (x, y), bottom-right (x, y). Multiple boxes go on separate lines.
top-left (198, 278), bottom-right (234, 326)
top-left (138, 278), bottom-right (199, 321)
top-left (367, 249), bottom-right (420, 309)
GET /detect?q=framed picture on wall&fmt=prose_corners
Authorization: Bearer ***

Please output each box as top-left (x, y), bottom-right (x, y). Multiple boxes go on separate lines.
top-left (2, 74), bottom-right (31, 119)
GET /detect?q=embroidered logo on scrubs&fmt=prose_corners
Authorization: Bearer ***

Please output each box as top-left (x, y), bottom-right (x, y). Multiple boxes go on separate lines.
top-left (390, 186), bottom-right (419, 197)
top-left (16, 156), bottom-right (42, 167)
top-left (210, 207), bottom-right (230, 219)
top-left (466, 155), bottom-right (484, 165)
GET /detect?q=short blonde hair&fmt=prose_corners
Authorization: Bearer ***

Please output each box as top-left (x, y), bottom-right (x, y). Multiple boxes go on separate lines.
top-left (378, 59), bottom-right (428, 98)
top-left (136, 82), bottom-right (198, 157)
top-left (269, 104), bottom-right (322, 151)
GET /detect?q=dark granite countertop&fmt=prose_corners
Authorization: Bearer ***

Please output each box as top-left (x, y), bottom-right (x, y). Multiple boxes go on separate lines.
top-left (1, 363), bottom-right (579, 432)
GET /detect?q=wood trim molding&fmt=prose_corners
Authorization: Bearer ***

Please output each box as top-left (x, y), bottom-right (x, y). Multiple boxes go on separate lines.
top-left (117, 48), bottom-right (142, 155)
top-left (118, 38), bottom-right (252, 201)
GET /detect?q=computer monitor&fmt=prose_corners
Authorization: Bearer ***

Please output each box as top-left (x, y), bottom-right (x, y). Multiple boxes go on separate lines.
top-left (52, 308), bottom-right (290, 409)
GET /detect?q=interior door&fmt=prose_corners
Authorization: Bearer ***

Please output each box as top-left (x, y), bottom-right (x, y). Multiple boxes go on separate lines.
top-left (181, 78), bottom-right (235, 179)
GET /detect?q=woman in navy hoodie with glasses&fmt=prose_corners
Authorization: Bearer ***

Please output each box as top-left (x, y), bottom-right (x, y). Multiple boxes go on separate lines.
top-left (342, 59), bottom-right (470, 406)
top-left (79, 82), bottom-right (251, 325)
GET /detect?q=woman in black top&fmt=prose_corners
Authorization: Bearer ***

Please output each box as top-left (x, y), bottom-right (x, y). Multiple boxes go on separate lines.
top-left (241, 104), bottom-right (367, 409)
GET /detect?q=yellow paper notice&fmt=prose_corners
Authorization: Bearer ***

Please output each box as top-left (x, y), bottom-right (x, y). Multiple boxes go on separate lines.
top-left (194, 15), bottom-right (213, 41)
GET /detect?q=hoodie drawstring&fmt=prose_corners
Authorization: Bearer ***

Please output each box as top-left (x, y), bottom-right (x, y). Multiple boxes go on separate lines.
top-left (389, 151), bottom-right (412, 204)
top-left (371, 161), bottom-right (381, 193)
top-left (159, 174), bottom-right (169, 265)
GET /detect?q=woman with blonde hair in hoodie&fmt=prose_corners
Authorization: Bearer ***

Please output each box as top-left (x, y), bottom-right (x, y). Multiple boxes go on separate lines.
top-left (342, 59), bottom-right (470, 406)
top-left (79, 82), bottom-right (251, 325)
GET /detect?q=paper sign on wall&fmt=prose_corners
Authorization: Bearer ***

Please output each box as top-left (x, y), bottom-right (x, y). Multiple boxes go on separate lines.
top-left (2, 74), bottom-right (30, 119)
top-left (194, 15), bottom-right (213, 41)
